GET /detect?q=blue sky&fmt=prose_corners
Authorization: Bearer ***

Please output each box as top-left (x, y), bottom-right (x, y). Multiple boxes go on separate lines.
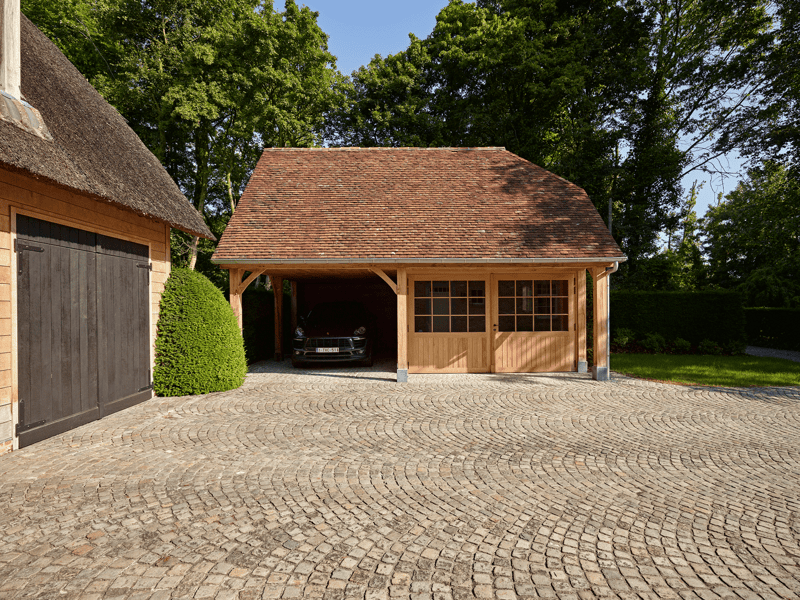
top-left (305, 0), bottom-right (450, 76)
top-left (304, 0), bottom-right (740, 217)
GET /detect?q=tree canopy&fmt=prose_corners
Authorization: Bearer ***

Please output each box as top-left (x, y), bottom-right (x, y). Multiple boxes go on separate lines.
top-left (23, 0), bottom-right (797, 305)
top-left (23, 0), bottom-right (346, 278)
top-left (327, 0), bottom-right (773, 286)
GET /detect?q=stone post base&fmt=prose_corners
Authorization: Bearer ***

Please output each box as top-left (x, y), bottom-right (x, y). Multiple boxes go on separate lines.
top-left (578, 361), bottom-right (588, 373)
top-left (397, 369), bottom-right (408, 383)
top-left (592, 366), bottom-right (609, 381)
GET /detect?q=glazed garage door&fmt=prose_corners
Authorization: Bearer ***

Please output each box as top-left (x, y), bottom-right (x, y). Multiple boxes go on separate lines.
top-left (15, 215), bottom-right (152, 447)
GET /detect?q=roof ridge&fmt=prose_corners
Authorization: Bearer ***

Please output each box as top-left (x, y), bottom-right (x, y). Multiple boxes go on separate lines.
top-left (260, 146), bottom-right (508, 151)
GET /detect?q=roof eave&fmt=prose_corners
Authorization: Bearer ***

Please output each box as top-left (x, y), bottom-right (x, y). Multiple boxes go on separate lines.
top-left (211, 256), bottom-right (628, 266)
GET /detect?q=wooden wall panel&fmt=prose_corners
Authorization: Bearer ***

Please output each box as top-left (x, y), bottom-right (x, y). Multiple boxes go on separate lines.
top-left (494, 334), bottom-right (573, 372)
top-left (0, 168), bottom-right (171, 453)
top-left (409, 335), bottom-right (488, 373)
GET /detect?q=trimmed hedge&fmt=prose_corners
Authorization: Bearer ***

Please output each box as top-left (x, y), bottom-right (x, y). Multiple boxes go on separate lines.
top-left (154, 267), bottom-right (247, 396)
top-left (610, 290), bottom-right (745, 345)
top-left (745, 308), bottom-right (800, 351)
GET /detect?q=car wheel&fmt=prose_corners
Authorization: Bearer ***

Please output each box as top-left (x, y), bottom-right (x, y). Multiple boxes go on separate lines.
top-left (360, 355), bottom-right (374, 368)
top-left (291, 358), bottom-right (304, 368)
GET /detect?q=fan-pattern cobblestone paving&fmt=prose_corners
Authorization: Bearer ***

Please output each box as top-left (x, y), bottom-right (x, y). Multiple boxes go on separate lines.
top-left (1, 360), bottom-right (799, 600)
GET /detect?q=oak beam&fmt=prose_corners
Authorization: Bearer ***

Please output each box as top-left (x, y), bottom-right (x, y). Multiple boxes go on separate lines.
top-left (369, 267), bottom-right (398, 294)
top-left (290, 280), bottom-right (298, 334)
top-left (592, 267), bottom-right (609, 381)
top-left (396, 268), bottom-right (408, 382)
top-left (229, 268), bottom-right (244, 331)
top-left (273, 276), bottom-right (284, 362)
top-left (237, 268), bottom-right (267, 295)
top-left (577, 269), bottom-right (587, 373)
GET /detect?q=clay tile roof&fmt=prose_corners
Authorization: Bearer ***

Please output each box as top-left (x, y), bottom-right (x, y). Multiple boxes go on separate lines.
top-left (212, 147), bottom-right (624, 264)
top-left (0, 14), bottom-right (212, 239)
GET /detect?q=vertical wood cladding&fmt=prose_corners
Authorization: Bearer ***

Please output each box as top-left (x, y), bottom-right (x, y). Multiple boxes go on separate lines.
top-left (16, 215), bottom-right (152, 446)
top-left (0, 168), bottom-right (170, 453)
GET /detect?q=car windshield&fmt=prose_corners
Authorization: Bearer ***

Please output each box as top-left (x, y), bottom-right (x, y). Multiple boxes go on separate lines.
top-left (306, 302), bottom-right (368, 326)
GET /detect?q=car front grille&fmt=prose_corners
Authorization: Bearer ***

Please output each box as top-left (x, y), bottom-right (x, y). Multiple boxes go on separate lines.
top-left (305, 338), bottom-right (354, 349)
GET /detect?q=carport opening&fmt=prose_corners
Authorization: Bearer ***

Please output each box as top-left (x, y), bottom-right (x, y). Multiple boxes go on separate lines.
top-left (240, 276), bottom-right (398, 366)
top-left (298, 277), bottom-right (398, 363)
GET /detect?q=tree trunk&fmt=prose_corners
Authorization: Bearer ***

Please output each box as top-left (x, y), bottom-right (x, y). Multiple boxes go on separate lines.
top-left (188, 236), bottom-right (199, 270)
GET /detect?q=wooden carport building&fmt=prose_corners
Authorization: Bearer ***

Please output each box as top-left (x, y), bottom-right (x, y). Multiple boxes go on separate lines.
top-left (213, 147), bottom-right (625, 382)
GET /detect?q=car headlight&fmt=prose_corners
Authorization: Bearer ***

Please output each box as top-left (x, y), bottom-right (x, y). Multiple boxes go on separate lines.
top-left (295, 326), bottom-right (305, 337)
top-left (354, 326), bottom-right (367, 336)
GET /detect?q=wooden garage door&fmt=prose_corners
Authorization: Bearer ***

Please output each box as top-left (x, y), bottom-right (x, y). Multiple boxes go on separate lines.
top-left (15, 215), bottom-right (152, 447)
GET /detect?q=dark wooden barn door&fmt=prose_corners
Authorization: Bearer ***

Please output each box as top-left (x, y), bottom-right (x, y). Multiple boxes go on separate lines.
top-left (96, 234), bottom-right (152, 417)
top-left (16, 216), bottom-right (151, 447)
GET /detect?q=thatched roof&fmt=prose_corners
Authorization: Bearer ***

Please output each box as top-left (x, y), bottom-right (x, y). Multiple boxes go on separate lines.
top-left (0, 14), bottom-right (212, 239)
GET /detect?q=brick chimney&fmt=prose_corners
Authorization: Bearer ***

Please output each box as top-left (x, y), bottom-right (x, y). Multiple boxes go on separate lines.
top-left (0, 0), bottom-right (20, 99)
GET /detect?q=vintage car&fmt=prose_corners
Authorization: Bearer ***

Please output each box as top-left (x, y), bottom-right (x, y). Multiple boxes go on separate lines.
top-left (292, 301), bottom-right (376, 367)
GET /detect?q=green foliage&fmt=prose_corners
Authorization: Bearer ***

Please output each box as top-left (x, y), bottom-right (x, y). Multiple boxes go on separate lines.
top-left (703, 163), bottom-right (800, 307)
top-left (722, 340), bottom-right (747, 356)
top-left (612, 354), bottom-right (800, 388)
top-left (24, 0), bottom-right (347, 275)
top-left (698, 339), bottom-right (723, 356)
top-left (154, 267), bottom-right (246, 395)
top-left (611, 290), bottom-right (746, 345)
top-left (329, 0), bottom-right (771, 278)
top-left (671, 338), bottom-right (692, 353)
top-left (641, 332), bottom-right (667, 353)
top-left (731, 0), bottom-right (800, 174)
top-left (745, 308), bottom-right (800, 351)
top-left (613, 328), bottom-right (636, 348)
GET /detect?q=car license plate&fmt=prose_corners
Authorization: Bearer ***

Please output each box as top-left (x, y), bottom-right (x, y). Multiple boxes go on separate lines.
top-left (316, 347), bottom-right (339, 353)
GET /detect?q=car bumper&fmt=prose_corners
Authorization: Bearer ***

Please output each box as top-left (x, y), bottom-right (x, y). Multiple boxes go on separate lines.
top-left (292, 337), bottom-right (371, 364)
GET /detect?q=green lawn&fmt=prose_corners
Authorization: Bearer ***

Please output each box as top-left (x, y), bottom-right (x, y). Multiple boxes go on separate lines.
top-left (611, 354), bottom-right (800, 387)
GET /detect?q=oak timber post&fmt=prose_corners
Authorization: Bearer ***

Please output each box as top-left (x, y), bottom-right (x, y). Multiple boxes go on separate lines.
top-left (290, 281), bottom-right (298, 334)
top-left (272, 276), bottom-right (284, 362)
top-left (576, 269), bottom-right (587, 373)
top-left (230, 268), bottom-right (243, 331)
top-left (592, 268), bottom-right (609, 381)
top-left (396, 268), bottom-right (408, 382)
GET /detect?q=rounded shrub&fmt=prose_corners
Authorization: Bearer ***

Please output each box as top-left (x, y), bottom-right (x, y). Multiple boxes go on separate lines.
top-left (698, 339), bottom-right (723, 355)
top-left (671, 338), bottom-right (692, 354)
top-left (641, 332), bottom-right (666, 353)
top-left (154, 267), bottom-right (247, 396)
top-left (613, 327), bottom-right (636, 348)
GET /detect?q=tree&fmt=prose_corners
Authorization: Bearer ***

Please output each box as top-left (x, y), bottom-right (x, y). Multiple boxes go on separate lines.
top-left (328, 0), bottom-right (772, 286)
top-left (24, 0), bottom-right (346, 280)
top-left (703, 162), bottom-right (800, 307)
top-left (611, 0), bottom-right (772, 286)
top-left (731, 0), bottom-right (800, 174)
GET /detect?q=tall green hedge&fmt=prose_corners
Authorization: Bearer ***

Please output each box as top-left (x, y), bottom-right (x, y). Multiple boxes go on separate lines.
top-left (745, 308), bottom-right (800, 351)
top-left (610, 290), bottom-right (746, 345)
top-left (154, 267), bottom-right (247, 396)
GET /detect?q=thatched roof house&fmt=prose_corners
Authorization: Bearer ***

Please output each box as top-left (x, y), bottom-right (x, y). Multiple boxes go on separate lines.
top-left (0, 9), bottom-right (210, 452)
top-left (0, 14), bottom-right (211, 239)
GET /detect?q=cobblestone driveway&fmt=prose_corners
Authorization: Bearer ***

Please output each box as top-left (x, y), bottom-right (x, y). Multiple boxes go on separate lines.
top-left (1, 361), bottom-right (799, 600)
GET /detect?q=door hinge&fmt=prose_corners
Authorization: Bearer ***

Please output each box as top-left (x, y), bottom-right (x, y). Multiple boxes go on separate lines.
top-left (16, 420), bottom-right (46, 435)
top-left (14, 240), bottom-right (44, 253)
top-left (137, 263), bottom-right (152, 270)
top-left (138, 383), bottom-right (154, 392)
